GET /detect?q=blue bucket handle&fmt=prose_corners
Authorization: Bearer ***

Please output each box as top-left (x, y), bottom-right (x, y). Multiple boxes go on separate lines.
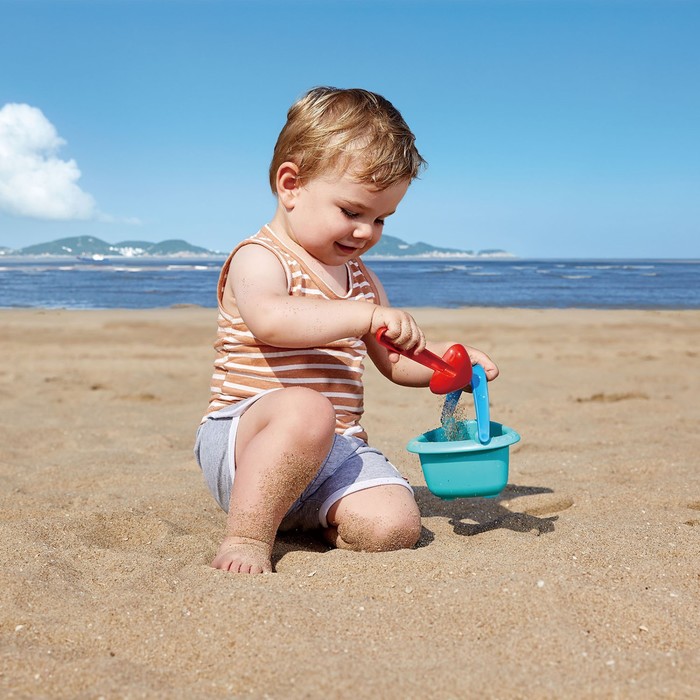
top-left (471, 364), bottom-right (491, 444)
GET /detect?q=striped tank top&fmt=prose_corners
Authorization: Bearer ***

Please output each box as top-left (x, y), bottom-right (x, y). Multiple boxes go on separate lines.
top-left (205, 225), bottom-right (380, 441)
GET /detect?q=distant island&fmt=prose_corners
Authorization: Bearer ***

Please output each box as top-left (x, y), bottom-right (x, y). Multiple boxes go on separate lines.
top-left (0, 236), bottom-right (213, 259)
top-left (364, 235), bottom-right (513, 259)
top-left (0, 234), bottom-right (514, 259)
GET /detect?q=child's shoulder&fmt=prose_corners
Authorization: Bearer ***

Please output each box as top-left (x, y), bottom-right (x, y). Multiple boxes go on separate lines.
top-left (231, 226), bottom-right (295, 264)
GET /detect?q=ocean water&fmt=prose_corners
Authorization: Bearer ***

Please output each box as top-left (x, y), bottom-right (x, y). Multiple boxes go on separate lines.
top-left (0, 257), bottom-right (698, 310)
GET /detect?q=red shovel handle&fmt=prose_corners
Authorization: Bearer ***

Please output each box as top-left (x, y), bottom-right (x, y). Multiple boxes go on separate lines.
top-left (374, 328), bottom-right (473, 394)
top-left (375, 328), bottom-right (455, 375)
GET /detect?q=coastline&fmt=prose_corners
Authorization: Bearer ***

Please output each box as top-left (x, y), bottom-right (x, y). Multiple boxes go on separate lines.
top-left (1, 306), bottom-right (698, 698)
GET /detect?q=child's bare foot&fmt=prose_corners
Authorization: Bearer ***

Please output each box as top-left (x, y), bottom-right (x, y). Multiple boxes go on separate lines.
top-left (211, 536), bottom-right (273, 574)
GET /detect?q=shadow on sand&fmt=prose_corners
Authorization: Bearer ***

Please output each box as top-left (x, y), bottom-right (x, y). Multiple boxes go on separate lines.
top-left (414, 484), bottom-right (561, 547)
top-left (273, 484), bottom-right (563, 563)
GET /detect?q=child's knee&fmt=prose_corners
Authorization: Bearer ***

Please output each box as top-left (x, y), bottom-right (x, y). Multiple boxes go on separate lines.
top-left (338, 508), bottom-right (422, 552)
top-left (373, 514), bottom-right (421, 551)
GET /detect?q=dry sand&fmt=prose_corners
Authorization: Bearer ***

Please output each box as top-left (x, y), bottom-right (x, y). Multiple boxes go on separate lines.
top-left (1, 306), bottom-right (698, 699)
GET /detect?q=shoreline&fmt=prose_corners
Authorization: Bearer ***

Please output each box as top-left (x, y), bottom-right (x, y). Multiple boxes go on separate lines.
top-left (2, 304), bottom-right (700, 313)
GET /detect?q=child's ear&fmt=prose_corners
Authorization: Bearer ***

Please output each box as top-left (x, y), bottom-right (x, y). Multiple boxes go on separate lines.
top-left (276, 162), bottom-right (301, 209)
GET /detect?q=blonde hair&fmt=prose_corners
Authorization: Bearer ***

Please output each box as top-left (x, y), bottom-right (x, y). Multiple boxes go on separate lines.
top-left (269, 86), bottom-right (426, 193)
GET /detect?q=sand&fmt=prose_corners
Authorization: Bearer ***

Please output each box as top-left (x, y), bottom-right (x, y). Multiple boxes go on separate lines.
top-left (1, 306), bottom-right (698, 699)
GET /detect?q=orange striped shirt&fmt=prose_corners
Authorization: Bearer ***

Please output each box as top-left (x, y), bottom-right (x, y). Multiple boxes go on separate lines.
top-left (205, 226), bottom-right (379, 441)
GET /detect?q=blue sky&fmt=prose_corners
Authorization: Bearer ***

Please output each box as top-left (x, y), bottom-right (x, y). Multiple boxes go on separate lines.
top-left (1, 0), bottom-right (698, 258)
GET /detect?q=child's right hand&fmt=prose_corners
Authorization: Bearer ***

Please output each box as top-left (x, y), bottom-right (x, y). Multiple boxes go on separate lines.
top-left (369, 306), bottom-right (426, 362)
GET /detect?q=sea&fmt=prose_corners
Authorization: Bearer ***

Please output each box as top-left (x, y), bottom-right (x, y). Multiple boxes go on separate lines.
top-left (0, 257), bottom-right (698, 310)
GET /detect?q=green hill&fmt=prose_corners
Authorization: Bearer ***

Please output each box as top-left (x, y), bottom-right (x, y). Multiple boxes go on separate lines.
top-left (19, 236), bottom-right (117, 256)
top-left (11, 234), bottom-right (510, 258)
top-left (144, 239), bottom-right (211, 255)
top-left (365, 234), bottom-right (473, 257)
top-left (17, 236), bottom-right (215, 257)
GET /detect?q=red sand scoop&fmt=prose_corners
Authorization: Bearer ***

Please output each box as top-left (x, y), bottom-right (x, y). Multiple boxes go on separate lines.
top-left (375, 327), bottom-right (472, 394)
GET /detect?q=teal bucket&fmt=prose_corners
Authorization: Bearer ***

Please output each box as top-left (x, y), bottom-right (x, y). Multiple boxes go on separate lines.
top-left (407, 419), bottom-right (520, 500)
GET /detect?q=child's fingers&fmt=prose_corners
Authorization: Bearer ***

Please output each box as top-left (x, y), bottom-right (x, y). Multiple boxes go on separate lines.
top-left (479, 363), bottom-right (499, 381)
top-left (398, 313), bottom-right (424, 350)
top-left (466, 347), bottom-right (499, 381)
top-left (372, 308), bottom-right (426, 354)
top-left (407, 328), bottom-right (426, 354)
top-left (392, 314), bottom-right (424, 350)
top-left (380, 316), bottom-right (409, 345)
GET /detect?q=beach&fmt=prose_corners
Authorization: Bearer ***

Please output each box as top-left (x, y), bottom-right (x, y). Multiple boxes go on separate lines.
top-left (1, 306), bottom-right (698, 698)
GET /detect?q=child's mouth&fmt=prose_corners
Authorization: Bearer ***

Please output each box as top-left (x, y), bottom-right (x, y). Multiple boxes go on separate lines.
top-left (335, 242), bottom-right (360, 256)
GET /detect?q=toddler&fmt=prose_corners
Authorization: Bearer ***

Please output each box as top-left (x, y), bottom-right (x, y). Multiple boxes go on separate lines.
top-left (194, 87), bottom-right (498, 573)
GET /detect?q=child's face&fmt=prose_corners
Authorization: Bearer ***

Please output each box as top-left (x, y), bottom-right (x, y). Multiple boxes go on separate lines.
top-left (282, 169), bottom-right (409, 266)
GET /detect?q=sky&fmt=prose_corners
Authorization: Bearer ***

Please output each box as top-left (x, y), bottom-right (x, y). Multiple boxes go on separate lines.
top-left (0, 0), bottom-right (698, 259)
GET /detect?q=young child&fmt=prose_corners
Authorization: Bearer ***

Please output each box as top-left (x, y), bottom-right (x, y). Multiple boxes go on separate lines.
top-left (194, 87), bottom-right (498, 574)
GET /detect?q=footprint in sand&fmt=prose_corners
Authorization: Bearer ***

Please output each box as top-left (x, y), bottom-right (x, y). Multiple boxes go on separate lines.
top-left (499, 487), bottom-right (575, 517)
top-left (118, 392), bottom-right (159, 402)
top-left (518, 495), bottom-right (574, 517)
top-left (71, 511), bottom-right (187, 550)
top-left (574, 392), bottom-right (648, 403)
top-left (685, 501), bottom-right (700, 527)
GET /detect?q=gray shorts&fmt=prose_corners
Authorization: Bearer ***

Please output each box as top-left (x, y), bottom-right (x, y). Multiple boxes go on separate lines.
top-left (193, 392), bottom-right (413, 531)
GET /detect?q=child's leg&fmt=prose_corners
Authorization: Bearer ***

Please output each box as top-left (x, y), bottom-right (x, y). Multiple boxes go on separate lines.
top-left (324, 485), bottom-right (422, 552)
top-left (211, 387), bottom-right (336, 574)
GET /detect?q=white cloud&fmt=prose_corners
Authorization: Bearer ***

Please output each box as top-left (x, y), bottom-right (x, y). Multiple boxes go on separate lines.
top-left (0, 103), bottom-right (100, 220)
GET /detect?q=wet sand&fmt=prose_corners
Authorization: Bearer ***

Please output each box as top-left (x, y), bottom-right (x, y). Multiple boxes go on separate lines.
top-left (1, 306), bottom-right (698, 698)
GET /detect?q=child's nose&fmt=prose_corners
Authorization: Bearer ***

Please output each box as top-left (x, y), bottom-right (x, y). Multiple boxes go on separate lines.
top-left (353, 222), bottom-right (374, 239)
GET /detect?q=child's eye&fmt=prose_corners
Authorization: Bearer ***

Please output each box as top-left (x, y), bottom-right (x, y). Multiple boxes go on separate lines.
top-left (341, 208), bottom-right (358, 219)
top-left (375, 218), bottom-right (385, 226)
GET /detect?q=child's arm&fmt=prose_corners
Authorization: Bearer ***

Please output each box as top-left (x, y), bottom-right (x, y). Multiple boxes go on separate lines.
top-left (225, 244), bottom-right (427, 351)
top-left (364, 270), bottom-right (499, 387)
